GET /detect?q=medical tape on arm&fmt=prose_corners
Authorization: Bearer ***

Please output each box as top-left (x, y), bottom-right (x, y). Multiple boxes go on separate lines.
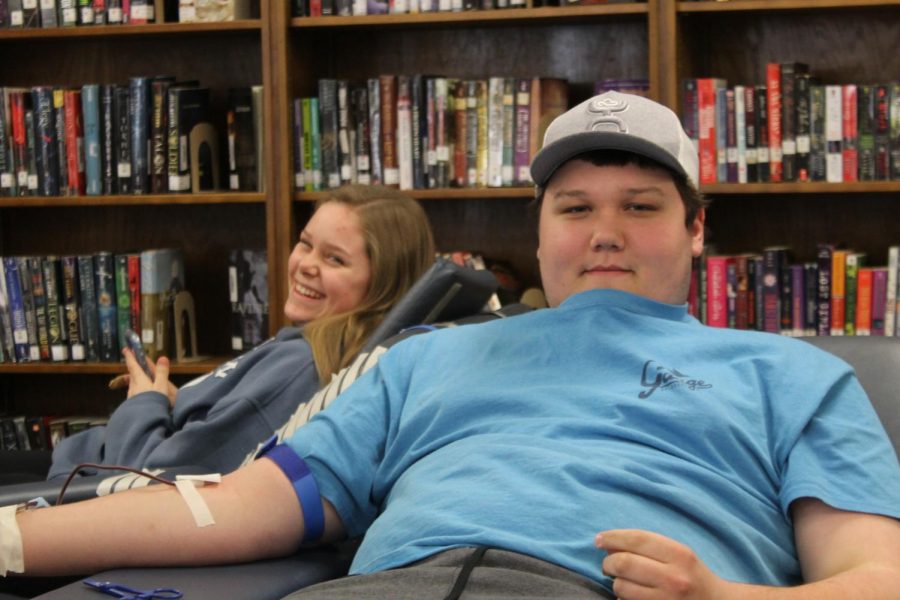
top-left (174, 474), bottom-right (221, 528)
top-left (0, 505), bottom-right (26, 576)
top-left (256, 441), bottom-right (324, 543)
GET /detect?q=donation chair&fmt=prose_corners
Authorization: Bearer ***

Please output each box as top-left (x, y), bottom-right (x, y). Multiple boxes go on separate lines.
top-left (21, 335), bottom-right (900, 599)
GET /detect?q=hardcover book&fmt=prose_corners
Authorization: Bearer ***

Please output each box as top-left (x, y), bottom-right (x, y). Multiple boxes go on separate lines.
top-left (15, 256), bottom-right (40, 360)
top-left (856, 84), bottom-right (876, 181)
top-left (841, 84), bottom-right (858, 182)
top-left (696, 78), bottom-right (726, 185)
top-left (350, 84), bottom-right (371, 186)
top-left (41, 256), bottom-right (68, 361)
top-left (94, 251), bottom-right (118, 361)
top-left (808, 84), bottom-right (827, 182)
top-left (139, 248), bottom-right (184, 360)
top-left (60, 255), bottom-right (85, 360)
top-left (31, 86), bottom-right (60, 196)
top-left (100, 84), bottom-right (118, 195)
top-left (114, 85), bottom-right (132, 193)
top-left (816, 243), bottom-right (833, 337)
top-left (871, 267), bottom-right (888, 337)
top-left (765, 63), bottom-right (783, 182)
top-left (0, 89), bottom-right (15, 196)
top-left (77, 254), bottom-right (100, 361)
top-left (168, 85), bottom-right (210, 193)
top-left (366, 78), bottom-right (382, 186)
top-left (318, 78), bottom-right (341, 190)
top-left (63, 88), bottom-right (86, 196)
top-left (52, 89), bottom-right (69, 195)
top-left (2, 257), bottom-right (31, 361)
top-left (830, 249), bottom-right (849, 336)
top-left (25, 256), bottom-right (50, 360)
top-left (396, 75), bottom-right (413, 190)
top-left (825, 84), bottom-right (843, 183)
top-left (379, 74), bottom-right (398, 186)
top-left (754, 85), bottom-right (770, 183)
top-left (130, 76), bottom-right (151, 193)
top-left (226, 87), bottom-right (258, 191)
top-left (228, 249), bottom-right (268, 352)
top-left (794, 71), bottom-right (811, 182)
top-left (873, 84), bottom-right (890, 181)
top-left (81, 83), bottom-right (102, 196)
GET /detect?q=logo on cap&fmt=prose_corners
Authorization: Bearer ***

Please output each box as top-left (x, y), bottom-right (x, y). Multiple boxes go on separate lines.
top-left (586, 96), bottom-right (629, 134)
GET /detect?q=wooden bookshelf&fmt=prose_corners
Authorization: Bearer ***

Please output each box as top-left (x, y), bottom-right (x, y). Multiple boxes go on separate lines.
top-left (0, 1), bottom-right (275, 414)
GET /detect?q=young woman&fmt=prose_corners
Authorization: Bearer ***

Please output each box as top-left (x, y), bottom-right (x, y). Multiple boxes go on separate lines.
top-left (39, 184), bottom-right (435, 480)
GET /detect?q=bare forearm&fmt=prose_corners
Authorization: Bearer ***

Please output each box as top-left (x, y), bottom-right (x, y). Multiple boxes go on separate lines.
top-left (17, 460), bottom-right (304, 576)
top-left (726, 564), bottom-right (900, 600)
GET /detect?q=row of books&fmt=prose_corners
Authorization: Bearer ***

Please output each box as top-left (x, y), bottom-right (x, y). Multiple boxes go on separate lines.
top-left (292, 0), bottom-right (640, 17)
top-left (0, 81), bottom-right (262, 198)
top-left (682, 63), bottom-right (900, 185)
top-left (0, 0), bottom-right (251, 28)
top-left (0, 413), bottom-right (108, 452)
top-left (0, 249), bottom-right (186, 364)
top-left (292, 75), bottom-right (569, 191)
top-left (691, 245), bottom-right (900, 338)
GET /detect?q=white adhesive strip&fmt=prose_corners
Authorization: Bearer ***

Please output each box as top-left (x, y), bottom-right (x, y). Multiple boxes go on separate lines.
top-left (0, 505), bottom-right (25, 576)
top-left (174, 479), bottom-right (217, 528)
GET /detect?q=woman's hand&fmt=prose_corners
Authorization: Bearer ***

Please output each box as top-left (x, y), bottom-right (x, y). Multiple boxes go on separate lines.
top-left (596, 529), bottom-right (732, 600)
top-left (121, 348), bottom-right (179, 408)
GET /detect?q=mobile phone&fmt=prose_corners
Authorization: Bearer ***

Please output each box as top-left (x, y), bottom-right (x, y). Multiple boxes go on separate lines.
top-left (124, 329), bottom-right (153, 378)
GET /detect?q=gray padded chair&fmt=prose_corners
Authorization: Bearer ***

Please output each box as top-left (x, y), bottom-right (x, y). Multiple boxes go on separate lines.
top-left (25, 336), bottom-right (900, 599)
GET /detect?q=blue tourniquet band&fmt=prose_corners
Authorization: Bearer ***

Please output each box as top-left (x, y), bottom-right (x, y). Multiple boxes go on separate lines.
top-left (259, 442), bottom-right (325, 543)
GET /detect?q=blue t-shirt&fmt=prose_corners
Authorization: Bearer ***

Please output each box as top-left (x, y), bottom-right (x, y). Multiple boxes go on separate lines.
top-left (285, 289), bottom-right (900, 589)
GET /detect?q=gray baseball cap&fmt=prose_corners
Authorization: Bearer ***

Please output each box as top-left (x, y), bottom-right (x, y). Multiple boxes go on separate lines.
top-left (530, 91), bottom-right (699, 189)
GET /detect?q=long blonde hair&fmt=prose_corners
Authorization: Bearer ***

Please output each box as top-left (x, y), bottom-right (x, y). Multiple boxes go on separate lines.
top-left (302, 185), bottom-right (435, 384)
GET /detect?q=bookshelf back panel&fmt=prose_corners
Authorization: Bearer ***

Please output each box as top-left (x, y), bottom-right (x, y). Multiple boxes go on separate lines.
top-left (0, 204), bottom-right (267, 356)
top-left (288, 22), bottom-right (649, 103)
top-left (0, 34), bottom-right (263, 90)
top-left (705, 194), bottom-right (900, 265)
top-left (0, 373), bottom-right (203, 417)
top-left (679, 9), bottom-right (900, 85)
top-left (422, 198), bottom-right (540, 290)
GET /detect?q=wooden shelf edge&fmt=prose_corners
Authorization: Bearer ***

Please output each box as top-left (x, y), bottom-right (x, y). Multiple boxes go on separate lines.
top-left (290, 4), bottom-right (648, 28)
top-left (0, 357), bottom-right (229, 375)
top-left (701, 182), bottom-right (900, 194)
top-left (678, 0), bottom-right (900, 14)
top-left (0, 20), bottom-right (263, 41)
top-left (294, 187), bottom-right (537, 201)
top-left (0, 192), bottom-right (267, 208)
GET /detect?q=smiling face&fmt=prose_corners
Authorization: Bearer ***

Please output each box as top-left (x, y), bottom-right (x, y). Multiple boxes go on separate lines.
top-left (537, 159), bottom-right (705, 307)
top-left (283, 202), bottom-right (373, 325)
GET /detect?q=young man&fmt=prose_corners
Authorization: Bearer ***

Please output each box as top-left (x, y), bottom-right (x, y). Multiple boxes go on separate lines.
top-left (9, 92), bottom-right (900, 599)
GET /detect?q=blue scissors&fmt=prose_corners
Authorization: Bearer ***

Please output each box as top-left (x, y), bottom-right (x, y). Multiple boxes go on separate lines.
top-left (83, 578), bottom-right (183, 599)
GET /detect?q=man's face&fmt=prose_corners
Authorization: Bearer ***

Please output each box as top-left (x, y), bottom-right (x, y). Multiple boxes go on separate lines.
top-left (537, 159), bottom-right (704, 307)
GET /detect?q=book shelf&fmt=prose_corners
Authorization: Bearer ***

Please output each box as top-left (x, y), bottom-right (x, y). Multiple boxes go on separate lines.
top-left (657, 0), bottom-right (900, 267)
top-left (0, 8), bottom-right (276, 414)
top-left (2, 0), bottom-right (899, 417)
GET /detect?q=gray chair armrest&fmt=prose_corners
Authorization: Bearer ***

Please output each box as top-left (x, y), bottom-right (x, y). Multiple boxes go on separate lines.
top-left (799, 336), bottom-right (900, 455)
top-left (35, 544), bottom-right (356, 599)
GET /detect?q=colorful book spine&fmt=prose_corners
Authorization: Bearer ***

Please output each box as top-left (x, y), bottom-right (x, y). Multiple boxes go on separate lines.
top-left (754, 85), bottom-right (770, 183)
top-left (41, 256), bottom-right (68, 361)
top-left (696, 78), bottom-right (719, 183)
top-left (816, 243), bottom-right (833, 336)
top-left (762, 246), bottom-right (788, 334)
top-left (81, 83), bottom-right (102, 195)
top-left (367, 78), bottom-right (382, 186)
top-left (114, 253), bottom-right (132, 354)
top-left (15, 256), bottom-right (39, 360)
top-left (2, 257), bottom-right (30, 361)
top-left (886, 245), bottom-right (899, 337)
top-left (94, 251), bottom-right (118, 361)
top-left (77, 254), bottom-right (100, 361)
top-left (870, 267), bottom-right (887, 336)
top-left (841, 84), bottom-right (858, 182)
top-left (705, 255), bottom-right (731, 328)
top-left (854, 266), bottom-right (873, 336)
top-left (843, 251), bottom-right (863, 336)
top-left (808, 83), bottom-right (826, 182)
top-left (26, 256), bottom-right (50, 360)
top-left (61, 255), bottom-right (85, 361)
top-left (856, 84), bottom-right (876, 181)
top-left (765, 63), bottom-right (783, 182)
top-left (513, 78), bottom-right (531, 185)
top-left (31, 86), bottom-right (60, 196)
top-left (830, 249), bottom-right (848, 336)
top-left (824, 85), bottom-right (843, 183)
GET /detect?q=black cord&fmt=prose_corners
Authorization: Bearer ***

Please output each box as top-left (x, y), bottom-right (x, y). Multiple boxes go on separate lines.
top-left (56, 463), bottom-right (176, 506)
top-left (443, 547), bottom-right (487, 600)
